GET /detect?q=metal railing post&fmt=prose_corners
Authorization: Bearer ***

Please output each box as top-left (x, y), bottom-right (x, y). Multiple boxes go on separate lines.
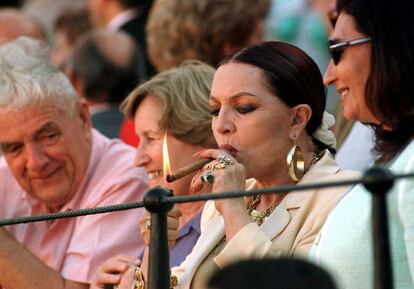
top-left (362, 167), bottom-right (394, 289)
top-left (143, 186), bottom-right (173, 289)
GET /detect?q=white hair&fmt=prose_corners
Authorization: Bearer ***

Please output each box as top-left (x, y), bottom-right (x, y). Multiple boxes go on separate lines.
top-left (0, 37), bottom-right (78, 114)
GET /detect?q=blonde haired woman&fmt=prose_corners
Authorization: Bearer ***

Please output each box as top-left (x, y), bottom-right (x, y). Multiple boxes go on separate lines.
top-left (92, 61), bottom-right (216, 288)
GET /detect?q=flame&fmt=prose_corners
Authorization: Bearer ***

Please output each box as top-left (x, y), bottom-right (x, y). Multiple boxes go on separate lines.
top-left (163, 131), bottom-right (172, 179)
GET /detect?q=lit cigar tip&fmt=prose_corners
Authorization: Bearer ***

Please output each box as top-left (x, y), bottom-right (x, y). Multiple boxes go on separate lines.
top-left (166, 158), bottom-right (213, 183)
top-left (166, 175), bottom-right (175, 183)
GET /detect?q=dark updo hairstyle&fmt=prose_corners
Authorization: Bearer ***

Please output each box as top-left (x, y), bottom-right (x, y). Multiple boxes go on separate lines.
top-left (220, 41), bottom-right (330, 152)
top-left (207, 258), bottom-right (337, 289)
top-left (336, 0), bottom-right (414, 163)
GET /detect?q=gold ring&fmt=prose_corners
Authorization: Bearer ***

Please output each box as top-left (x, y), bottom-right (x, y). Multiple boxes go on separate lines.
top-left (206, 163), bottom-right (226, 171)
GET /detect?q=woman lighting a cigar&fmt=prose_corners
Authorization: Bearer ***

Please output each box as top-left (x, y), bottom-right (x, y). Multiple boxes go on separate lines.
top-left (91, 61), bottom-right (217, 288)
top-left (112, 41), bottom-right (359, 289)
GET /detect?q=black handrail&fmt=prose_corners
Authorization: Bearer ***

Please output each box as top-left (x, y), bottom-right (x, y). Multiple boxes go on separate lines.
top-left (363, 167), bottom-right (394, 289)
top-left (143, 187), bottom-right (173, 289)
top-left (1, 166), bottom-right (410, 289)
top-left (2, 169), bottom-right (413, 227)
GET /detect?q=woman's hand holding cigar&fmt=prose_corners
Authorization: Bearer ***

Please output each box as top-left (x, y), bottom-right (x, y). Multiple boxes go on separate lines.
top-left (166, 158), bottom-right (213, 182)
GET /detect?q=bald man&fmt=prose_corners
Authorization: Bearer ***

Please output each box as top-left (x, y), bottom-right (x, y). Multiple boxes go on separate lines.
top-left (68, 29), bottom-right (145, 139)
top-left (0, 8), bottom-right (45, 41)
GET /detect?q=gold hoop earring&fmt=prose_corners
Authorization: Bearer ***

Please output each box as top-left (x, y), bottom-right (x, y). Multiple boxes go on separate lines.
top-left (286, 143), bottom-right (305, 182)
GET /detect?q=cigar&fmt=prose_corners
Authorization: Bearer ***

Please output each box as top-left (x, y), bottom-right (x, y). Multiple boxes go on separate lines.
top-left (166, 158), bottom-right (213, 183)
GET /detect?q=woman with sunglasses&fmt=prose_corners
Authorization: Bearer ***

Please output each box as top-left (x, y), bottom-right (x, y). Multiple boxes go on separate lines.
top-left (311, 0), bottom-right (414, 288)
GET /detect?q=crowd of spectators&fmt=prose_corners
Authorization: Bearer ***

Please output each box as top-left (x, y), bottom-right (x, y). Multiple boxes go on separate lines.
top-left (0, 0), bottom-right (412, 289)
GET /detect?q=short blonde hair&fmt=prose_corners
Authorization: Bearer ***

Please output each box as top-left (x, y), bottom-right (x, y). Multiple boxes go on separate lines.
top-left (121, 60), bottom-right (216, 148)
top-left (146, 0), bottom-right (270, 71)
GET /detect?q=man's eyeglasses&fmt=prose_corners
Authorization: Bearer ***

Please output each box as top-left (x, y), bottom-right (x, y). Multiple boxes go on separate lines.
top-left (328, 37), bottom-right (371, 65)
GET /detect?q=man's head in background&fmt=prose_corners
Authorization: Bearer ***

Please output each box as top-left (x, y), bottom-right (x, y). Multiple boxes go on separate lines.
top-left (0, 8), bottom-right (45, 42)
top-left (68, 28), bottom-right (144, 106)
top-left (50, 8), bottom-right (91, 69)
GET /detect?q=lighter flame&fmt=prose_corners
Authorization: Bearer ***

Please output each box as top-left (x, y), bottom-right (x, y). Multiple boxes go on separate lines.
top-left (163, 131), bottom-right (172, 179)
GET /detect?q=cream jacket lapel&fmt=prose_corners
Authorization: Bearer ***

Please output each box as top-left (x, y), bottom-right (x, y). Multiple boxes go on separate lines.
top-left (171, 150), bottom-right (359, 289)
top-left (174, 203), bottom-right (225, 289)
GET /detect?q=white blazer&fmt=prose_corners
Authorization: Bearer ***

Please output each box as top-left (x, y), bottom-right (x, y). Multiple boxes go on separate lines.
top-left (172, 151), bottom-right (359, 289)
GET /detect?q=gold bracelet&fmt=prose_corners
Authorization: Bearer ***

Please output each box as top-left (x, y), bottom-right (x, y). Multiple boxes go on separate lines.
top-left (132, 266), bottom-right (145, 289)
top-left (131, 266), bottom-right (178, 289)
top-left (170, 275), bottom-right (178, 289)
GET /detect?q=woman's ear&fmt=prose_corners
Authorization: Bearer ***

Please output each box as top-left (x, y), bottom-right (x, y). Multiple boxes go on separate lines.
top-left (289, 104), bottom-right (312, 140)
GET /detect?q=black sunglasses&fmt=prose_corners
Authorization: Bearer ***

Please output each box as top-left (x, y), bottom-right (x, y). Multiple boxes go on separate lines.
top-left (328, 37), bottom-right (371, 65)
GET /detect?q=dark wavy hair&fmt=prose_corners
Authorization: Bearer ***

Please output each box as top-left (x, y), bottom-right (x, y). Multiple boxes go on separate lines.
top-left (336, 0), bottom-right (414, 163)
top-left (220, 41), bottom-right (331, 152)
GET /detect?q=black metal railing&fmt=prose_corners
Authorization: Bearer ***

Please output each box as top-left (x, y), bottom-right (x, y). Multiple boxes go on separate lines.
top-left (2, 166), bottom-right (413, 289)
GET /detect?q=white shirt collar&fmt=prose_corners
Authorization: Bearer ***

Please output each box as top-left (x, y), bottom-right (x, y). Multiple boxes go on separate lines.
top-left (107, 8), bottom-right (139, 31)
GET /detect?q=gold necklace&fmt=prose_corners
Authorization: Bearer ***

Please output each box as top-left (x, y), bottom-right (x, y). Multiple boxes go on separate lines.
top-left (247, 195), bottom-right (282, 226)
top-left (305, 152), bottom-right (321, 174)
top-left (246, 154), bottom-right (320, 226)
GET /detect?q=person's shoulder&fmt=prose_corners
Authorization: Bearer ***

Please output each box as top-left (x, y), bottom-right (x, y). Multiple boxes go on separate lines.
top-left (300, 151), bottom-right (360, 210)
top-left (78, 132), bottom-right (148, 205)
top-left (91, 109), bottom-right (124, 124)
top-left (306, 150), bottom-right (361, 182)
top-left (391, 139), bottom-right (414, 170)
top-left (119, 15), bottom-right (145, 43)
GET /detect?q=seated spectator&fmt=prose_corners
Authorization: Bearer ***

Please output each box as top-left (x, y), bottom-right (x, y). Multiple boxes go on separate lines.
top-left (207, 258), bottom-right (337, 289)
top-left (311, 0), bottom-right (414, 288)
top-left (0, 37), bottom-right (148, 289)
top-left (50, 8), bottom-right (91, 70)
top-left (91, 60), bottom-right (217, 288)
top-left (68, 29), bottom-right (144, 139)
top-left (0, 8), bottom-right (45, 42)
